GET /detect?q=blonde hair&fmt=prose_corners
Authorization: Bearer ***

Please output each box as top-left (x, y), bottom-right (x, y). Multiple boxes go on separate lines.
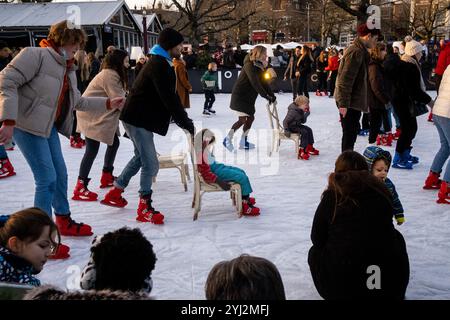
top-left (249, 45), bottom-right (267, 62)
top-left (295, 95), bottom-right (309, 106)
top-left (208, 62), bottom-right (217, 70)
top-left (74, 50), bottom-right (89, 82)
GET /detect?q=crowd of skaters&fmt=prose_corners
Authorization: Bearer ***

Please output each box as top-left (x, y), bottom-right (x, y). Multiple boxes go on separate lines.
top-left (0, 18), bottom-right (449, 300)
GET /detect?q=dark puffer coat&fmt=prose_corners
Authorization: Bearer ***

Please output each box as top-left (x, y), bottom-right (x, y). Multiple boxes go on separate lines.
top-left (308, 175), bottom-right (410, 300)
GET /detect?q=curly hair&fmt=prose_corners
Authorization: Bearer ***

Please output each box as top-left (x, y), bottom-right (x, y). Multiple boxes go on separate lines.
top-left (48, 20), bottom-right (87, 48)
top-left (91, 227), bottom-right (157, 292)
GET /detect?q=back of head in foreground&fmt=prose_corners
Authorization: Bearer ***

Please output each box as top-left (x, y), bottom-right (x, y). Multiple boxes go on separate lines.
top-left (80, 227), bottom-right (156, 293)
top-left (205, 254), bottom-right (286, 300)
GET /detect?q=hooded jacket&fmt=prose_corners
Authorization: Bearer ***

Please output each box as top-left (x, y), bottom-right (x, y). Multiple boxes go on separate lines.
top-left (283, 102), bottom-right (309, 131)
top-left (363, 146), bottom-right (404, 222)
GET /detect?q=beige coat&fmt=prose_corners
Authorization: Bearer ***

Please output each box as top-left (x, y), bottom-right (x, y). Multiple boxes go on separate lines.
top-left (433, 65), bottom-right (450, 119)
top-left (173, 58), bottom-right (192, 108)
top-left (0, 47), bottom-right (107, 138)
top-left (77, 69), bottom-right (125, 145)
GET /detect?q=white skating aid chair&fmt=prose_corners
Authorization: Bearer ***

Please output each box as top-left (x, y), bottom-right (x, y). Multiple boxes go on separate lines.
top-left (266, 101), bottom-right (300, 157)
top-left (189, 141), bottom-right (242, 221)
top-left (153, 152), bottom-right (191, 192)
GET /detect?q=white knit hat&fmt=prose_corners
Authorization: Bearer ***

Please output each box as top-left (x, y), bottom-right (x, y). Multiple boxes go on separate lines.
top-left (404, 35), bottom-right (423, 56)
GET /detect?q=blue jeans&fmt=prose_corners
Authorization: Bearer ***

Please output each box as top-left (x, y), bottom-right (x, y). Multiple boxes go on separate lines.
top-left (13, 126), bottom-right (70, 217)
top-left (115, 123), bottom-right (159, 196)
top-left (431, 115), bottom-right (450, 182)
top-left (0, 145), bottom-right (7, 159)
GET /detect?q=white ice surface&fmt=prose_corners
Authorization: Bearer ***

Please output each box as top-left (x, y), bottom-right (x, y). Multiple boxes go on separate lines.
top-left (2, 91), bottom-right (449, 299)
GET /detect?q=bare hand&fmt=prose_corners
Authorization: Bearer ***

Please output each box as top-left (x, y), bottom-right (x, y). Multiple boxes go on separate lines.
top-left (0, 124), bottom-right (14, 145)
top-left (110, 97), bottom-right (125, 110)
top-left (339, 107), bottom-right (347, 118)
top-left (295, 71), bottom-right (300, 78)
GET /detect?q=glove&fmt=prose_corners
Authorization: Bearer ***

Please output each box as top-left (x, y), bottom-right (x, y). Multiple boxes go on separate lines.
top-left (216, 178), bottom-right (231, 191)
top-left (268, 95), bottom-right (276, 103)
top-left (395, 215), bottom-right (405, 225)
top-left (284, 129), bottom-right (291, 138)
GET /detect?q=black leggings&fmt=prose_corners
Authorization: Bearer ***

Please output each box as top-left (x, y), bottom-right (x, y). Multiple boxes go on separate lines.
top-left (79, 135), bottom-right (120, 179)
top-left (298, 74), bottom-right (309, 98)
top-left (228, 115), bottom-right (255, 139)
top-left (369, 109), bottom-right (392, 144)
top-left (394, 104), bottom-right (418, 154)
top-left (318, 72), bottom-right (327, 92)
top-left (328, 71), bottom-right (338, 96)
top-left (71, 111), bottom-right (80, 137)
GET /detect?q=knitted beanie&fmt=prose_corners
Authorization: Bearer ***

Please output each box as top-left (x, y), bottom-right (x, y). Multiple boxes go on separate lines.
top-left (158, 28), bottom-right (184, 50)
top-left (357, 23), bottom-right (381, 37)
top-left (404, 35), bottom-right (423, 57)
top-left (363, 146), bottom-right (392, 171)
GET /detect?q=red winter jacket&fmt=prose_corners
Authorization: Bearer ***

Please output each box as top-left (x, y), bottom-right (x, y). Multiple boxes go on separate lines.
top-left (435, 43), bottom-right (450, 76)
top-left (196, 147), bottom-right (217, 184)
top-left (325, 56), bottom-right (339, 71)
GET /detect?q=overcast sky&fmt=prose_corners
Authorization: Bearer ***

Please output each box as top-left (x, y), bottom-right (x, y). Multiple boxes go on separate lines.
top-left (53, 0), bottom-right (173, 12)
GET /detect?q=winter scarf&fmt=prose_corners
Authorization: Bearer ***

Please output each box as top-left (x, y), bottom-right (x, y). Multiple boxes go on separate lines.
top-left (79, 235), bottom-right (153, 294)
top-left (39, 39), bottom-right (75, 122)
top-left (150, 44), bottom-right (173, 66)
top-left (0, 246), bottom-right (40, 286)
top-left (401, 54), bottom-right (426, 92)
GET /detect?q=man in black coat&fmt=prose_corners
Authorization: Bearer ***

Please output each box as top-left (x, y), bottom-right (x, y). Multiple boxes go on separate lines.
top-left (101, 28), bottom-right (194, 225)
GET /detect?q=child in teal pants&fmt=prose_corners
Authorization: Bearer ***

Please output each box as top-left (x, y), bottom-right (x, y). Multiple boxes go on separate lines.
top-left (195, 129), bottom-right (260, 216)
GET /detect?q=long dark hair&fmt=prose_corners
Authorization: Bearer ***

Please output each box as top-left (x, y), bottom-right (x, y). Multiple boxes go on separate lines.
top-left (0, 207), bottom-right (60, 250)
top-left (327, 151), bottom-right (392, 223)
top-left (101, 49), bottom-right (128, 90)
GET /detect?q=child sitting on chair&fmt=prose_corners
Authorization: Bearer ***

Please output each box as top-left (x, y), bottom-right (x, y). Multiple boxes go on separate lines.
top-left (195, 129), bottom-right (260, 216)
top-left (283, 95), bottom-right (319, 160)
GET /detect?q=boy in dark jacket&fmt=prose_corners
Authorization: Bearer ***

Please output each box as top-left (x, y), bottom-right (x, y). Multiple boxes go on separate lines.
top-left (283, 96), bottom-right (319, 160)
top-left (201, 62), bottom-right (218, 115)
top-left (363, 146), bottom-right (405, 225)
top-left (101, 28), bottom-right (195, 224)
